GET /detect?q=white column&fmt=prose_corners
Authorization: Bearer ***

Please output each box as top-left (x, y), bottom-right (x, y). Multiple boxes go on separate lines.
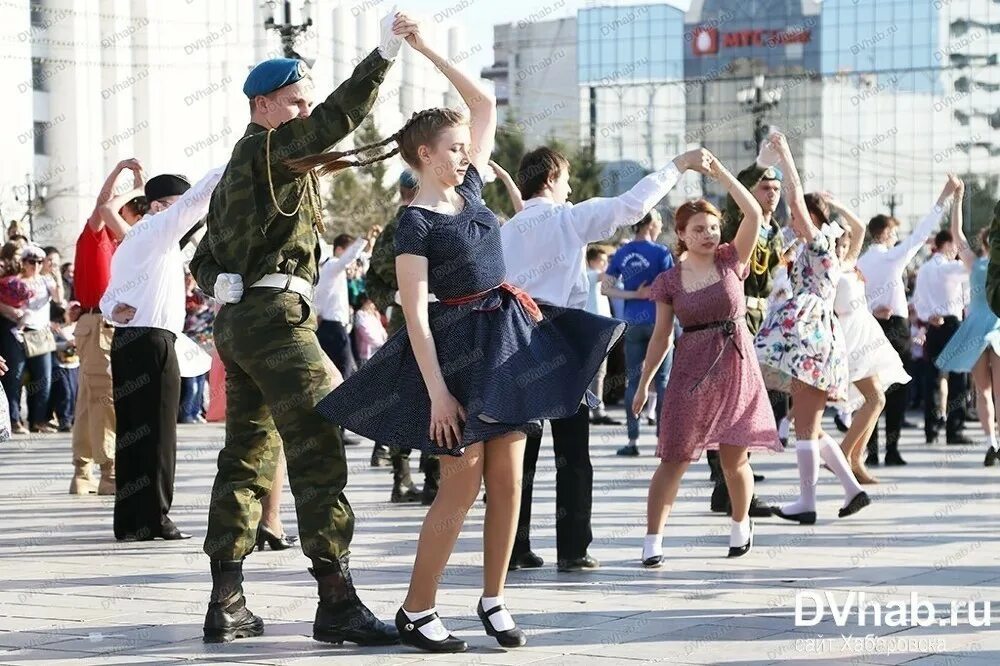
top-left (1, 1), bottom-right (35, 231)
top-left (99, 0), bottom-right (136, 174)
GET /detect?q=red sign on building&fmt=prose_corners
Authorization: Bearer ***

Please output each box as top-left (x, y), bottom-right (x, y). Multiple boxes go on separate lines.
top-left (692, 26), bottom-right (720, 55)
top-left (692, 26), bottom-right (812, 55)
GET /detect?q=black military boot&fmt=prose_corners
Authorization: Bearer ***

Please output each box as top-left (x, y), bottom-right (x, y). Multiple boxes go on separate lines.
top-left (421, 455), bottom-right (440, 506)
top-left (310, 556), bottom-right (399, 645)
top-left (203, 560), bottom-right (264, 643)
top-left (390, 453), bottom-right (421, 503)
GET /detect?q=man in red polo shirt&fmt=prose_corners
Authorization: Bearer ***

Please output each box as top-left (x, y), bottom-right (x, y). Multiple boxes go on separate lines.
top-left (70, 159), bottom-right (146, 495)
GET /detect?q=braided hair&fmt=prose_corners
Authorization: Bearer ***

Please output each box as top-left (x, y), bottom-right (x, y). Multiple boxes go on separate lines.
top-left (286, 108), bottom-right (468, 176)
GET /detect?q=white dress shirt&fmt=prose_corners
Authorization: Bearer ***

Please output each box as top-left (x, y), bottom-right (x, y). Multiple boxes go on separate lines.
top-left (856, 203), bottom-right (945, 318)
top-left (315, 237), bottom-right (368, 325)
top-left (585, 269), bottom-right (611, 316)
top-left (101, 167), bottom-right (224, 334)
top-left (913, 253), bottom-right (968, 320)
top-left (501, 162), bottom-right (681, 309)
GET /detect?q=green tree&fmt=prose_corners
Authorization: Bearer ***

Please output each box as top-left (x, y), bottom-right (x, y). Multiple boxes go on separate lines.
top-left (322, 116), bottom-right (398, 237)
top-left (482, 121), bottom-right (526, 218)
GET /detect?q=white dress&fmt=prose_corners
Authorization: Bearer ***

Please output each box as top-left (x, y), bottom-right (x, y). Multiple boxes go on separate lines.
top-left (833, 268), bottom-right (910, 410)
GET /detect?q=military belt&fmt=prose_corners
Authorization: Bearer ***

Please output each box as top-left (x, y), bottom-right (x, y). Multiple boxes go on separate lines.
top-left (249, 273), bottom-right (315, 304)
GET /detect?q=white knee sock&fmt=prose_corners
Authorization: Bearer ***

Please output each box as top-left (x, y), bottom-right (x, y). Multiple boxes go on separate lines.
top-left (643, 533), bottom-right (663, 560)
top-left (730, 518), bottom-right (751, 548)
top-left (781, 439), bottom-right (819, 514)
top-left (403, 607), bottom-right (449, 641)
top-left (480, 595), bottom-right (515, 631)
top-left (819, 433), bottom-right (864, 507)
top-left (778, 417), bottom-right (790, 441)
top-left (987, 430), bottom-right (998, 451)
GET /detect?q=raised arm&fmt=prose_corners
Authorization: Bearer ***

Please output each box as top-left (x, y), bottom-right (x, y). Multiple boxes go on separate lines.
top-left (951, 178), bottom-right (976, 270)
top-left (88, 159), bottom-right (141, 232)
top-left (824, 194), bottom-right (865, 269)
top-left (98, 186), bottom-right (144, 241)
top-left (770, 133), bottom-right (816, 242)
top-left (706, 153), bottom-right (763, 272)
top-left (401, 14), bottom-right (496, 173)
top-left (489, 160), bottom-right (523, 213)
top-left (148, 167), bottom-right (225, 245)
top-left (567, 149), bottom-right (711, 244)
top-left (885, 176), bottom-right (958, 265)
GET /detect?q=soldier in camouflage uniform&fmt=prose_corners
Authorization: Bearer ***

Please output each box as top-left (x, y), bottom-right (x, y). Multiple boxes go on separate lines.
top-left (709, 163), bottom-right (785, 517)
top-left (364, 170), bottom-right (440, 505)
top-left (988, 200), bottom-right (1000, 317)
top-left (190, 14), bottom-right (408, 646)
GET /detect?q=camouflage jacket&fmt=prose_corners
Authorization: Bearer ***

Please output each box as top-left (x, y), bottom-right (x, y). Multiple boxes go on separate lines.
top-left (988, 201), bottom-right (1000, 317)
top-left (720, 163), bottom-right (783, 300)
top-left (365, 206), bottom-right (404, 314)
top-left (191, 50), bottom-right (392, 298)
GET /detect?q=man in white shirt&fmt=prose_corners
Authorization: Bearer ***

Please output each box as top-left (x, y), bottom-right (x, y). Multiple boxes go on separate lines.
top-left (500, 145), bottom-right (708, 572)
top-left (315, 232), bottom-right (373, 380)
top-left (912, 230), bottom-right (971, 445)
top-left (856, 176), bottom-right (959, 465)
top-left (100, 166), bottom-right (224, 542)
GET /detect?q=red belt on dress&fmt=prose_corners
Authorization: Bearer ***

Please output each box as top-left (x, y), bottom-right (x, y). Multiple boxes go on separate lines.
top-left (439, 282), bottom-right (543, 322)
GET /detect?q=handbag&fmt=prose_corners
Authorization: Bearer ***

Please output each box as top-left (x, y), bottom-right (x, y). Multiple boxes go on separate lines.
top-left (23, 327), bottom-right (56, 358)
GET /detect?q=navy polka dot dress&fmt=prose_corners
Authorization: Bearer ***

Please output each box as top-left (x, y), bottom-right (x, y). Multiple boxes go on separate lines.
top-left (316, 165), bottom-right (625, 455)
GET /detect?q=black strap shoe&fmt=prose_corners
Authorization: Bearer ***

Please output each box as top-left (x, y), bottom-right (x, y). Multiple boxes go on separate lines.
top-left (985, 447), bottom-right (999, 467)
top-left (727, 521), bottom-right (753, 558)
top-left (642, 554), bottom-right (664, 568)
top-left (477, 599), bottom-right (526, 648)
top-left (772, 507), bottom-right (817, 525)
top-left (204, 560), bottom-right (265, 643)
top-left (838, 491), bottom-right (871, 518)
top-left (395, 607), bottom-right (467, 653)
top-left (310, 557), bottom-right (399, 645)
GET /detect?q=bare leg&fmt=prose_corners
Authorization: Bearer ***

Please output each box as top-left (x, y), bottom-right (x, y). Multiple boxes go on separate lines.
top-left (481, 432), bottom-right (526, 598)
top-left (645, 459), bottom-right (691, 534)
top-left (720, 445), bottom-right (752, 522)
top-left (791, 380), bottom-right (826, 441)
top-left (971, 353), bottom-right (995, 442)
top-left (260, 445), bottom-right (287, 534)
top-left (842, 377), bottom-right (885, 483)
top-left (403, 444), bottom-right (485, 611)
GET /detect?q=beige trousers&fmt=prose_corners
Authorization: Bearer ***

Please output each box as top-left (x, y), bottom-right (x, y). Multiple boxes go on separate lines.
top-left (71, 313), bottom-right (115, 464)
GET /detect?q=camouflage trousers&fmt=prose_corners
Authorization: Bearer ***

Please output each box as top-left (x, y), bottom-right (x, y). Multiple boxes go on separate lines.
top-left (204, 289), bottom-right (353, 563)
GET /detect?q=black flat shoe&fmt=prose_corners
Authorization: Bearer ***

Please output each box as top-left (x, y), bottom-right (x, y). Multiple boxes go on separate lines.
top-left (256, 525), bottom-right (297, 550)
top-left (771, 507), bottom-right (817, 525)
top-left (477, 599), bottom-right (526, 648)
top-left (395, 608), bottom-right (467, 653)
top-left (590, 415), bottom-right (622, 426)
top-left (748, 496), bottom-right (773, 518)
top-left (642, 554), bottom-right (663, 568)
top-left (557, 553), bottom-right (600, 572)
top-left (727, 521), bottom-right (753, 558)
top-left (616, 444), bottom-right (639, 457)
top-left (508, 550), bottom-right (544, 571)
top-left (838, 491), bottom-right (871, 518)
top-left (985, 447), bottom-right (999, 467)
top-left (884, 451), bottom-right (907, 466)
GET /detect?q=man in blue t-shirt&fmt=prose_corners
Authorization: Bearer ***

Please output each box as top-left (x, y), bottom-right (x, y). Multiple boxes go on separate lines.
top-left (603, 209), bottom-right (675, 456)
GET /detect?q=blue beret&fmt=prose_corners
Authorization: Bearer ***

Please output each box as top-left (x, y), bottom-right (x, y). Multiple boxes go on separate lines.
top-left (243, 58), bottom-right (310, 98)
top-left (399, 170), bottom-right (418, 189)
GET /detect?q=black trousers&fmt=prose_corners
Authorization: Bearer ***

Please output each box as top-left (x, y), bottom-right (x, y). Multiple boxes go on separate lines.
top-left (514, 405), bottom-right (592, 562)
top-left (317, 319), bottom-right (356, 380)
top-left (111, 327), bottom-right (180, 539)
top-left (867, 316), bottom-right (911, 456)
top-left (923, 316), bottom-right (967, 439)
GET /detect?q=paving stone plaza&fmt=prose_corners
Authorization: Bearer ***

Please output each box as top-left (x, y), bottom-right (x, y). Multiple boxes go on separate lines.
top-left (1, 412), bottom-right (998, 665)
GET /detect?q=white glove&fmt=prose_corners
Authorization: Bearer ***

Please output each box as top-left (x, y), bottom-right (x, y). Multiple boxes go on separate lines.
top-left (378, 6), bottom-right (403, 60)
top-left (214, 273), bottom-right (244, 304)
top-left (756, 127), bottom-right (782, 168)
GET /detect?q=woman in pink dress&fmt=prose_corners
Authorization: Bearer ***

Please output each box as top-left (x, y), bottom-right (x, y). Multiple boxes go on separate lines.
top-left (632, 152), bottom-right (781, 565)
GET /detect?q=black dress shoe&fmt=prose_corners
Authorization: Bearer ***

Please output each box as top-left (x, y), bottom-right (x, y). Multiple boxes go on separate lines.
top-left (161, 524), bottom-right (192, 540)
top-left (642, 554), bottom-right (664, 568)
top-left (590, 414), bottom-right (622, 425)
top-left (884, 450), bottom-right (907, 466)
top-left (772, 507), bottom-right (817, 525)
top-left (946, 433), bottom-right (974, 445)
top-left (395, 608), bottom-right (467, 653)
top-left (838, 491), bottom-right (871, 518)
top-left (557, 554), bottom-right (600, 572)
top-left (727, 521), bottom-right (753, 558)
top-left (508, 550), bottom-right (544, 571)
top-left (255, 525), bottom-right (297, 551)
top-left (985, 447), bottom-right (999, 467)
top-left (865, 452), bottom-right (879, 467)
top-left (833, 413), bottom-right (849, 433)
top-left (391, 485), bottom-right (422, 504)
top-left (748, 496), bottom-right (773, 518)
top-left (204, 560), bottom-right (265, 643)
top-left (616, 444), bottom-right (639, 457)
top-left (477, 599), bottom-right (526, 648)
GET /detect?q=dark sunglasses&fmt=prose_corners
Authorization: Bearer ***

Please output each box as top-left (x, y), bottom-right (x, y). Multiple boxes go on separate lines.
top-left (23, 259), bottom-right (43, 265)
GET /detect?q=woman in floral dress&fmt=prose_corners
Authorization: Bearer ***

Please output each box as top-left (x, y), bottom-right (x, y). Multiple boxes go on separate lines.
top-left (754, 134), bottom-right (870, 524)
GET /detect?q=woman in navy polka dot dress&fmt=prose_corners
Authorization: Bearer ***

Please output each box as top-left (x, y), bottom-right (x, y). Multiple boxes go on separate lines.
top-left (290, 15), bottom-right (624, 654)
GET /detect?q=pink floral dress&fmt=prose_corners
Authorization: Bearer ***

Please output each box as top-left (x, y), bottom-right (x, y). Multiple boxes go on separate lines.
top-left (650, 243), bottom-right (781, 462)
top-left (754, 233), bottom-right (849, 402)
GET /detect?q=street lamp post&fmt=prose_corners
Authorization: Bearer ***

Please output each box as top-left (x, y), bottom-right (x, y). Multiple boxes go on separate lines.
top-left (738, 74), bottom-right (782, 151)
top-left (13, 173), bottom-right (48, 240)
top-left (263, 0), bottom-right (313, 60)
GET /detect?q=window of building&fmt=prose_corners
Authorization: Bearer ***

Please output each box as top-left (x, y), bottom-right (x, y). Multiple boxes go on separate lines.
top-left (31, 58), bottom-right (46, 91)
top-left (30, 0), bottom-right (44, 27)
top-left (33, 121), bottom-right (48, 155)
